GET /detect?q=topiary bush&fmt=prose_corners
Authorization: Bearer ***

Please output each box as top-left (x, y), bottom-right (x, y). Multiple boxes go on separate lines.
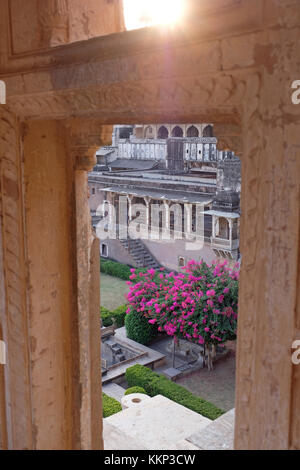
top-left (124, 386), bottom-right (148, 396)
top-left (125, 364), bottom-right (224, 420)
top-left (100, 304), bottom-right (128, 328)
top-left (102, 393), bottom-right (122, 418)
top-left (125, 309), bottom-right (158, 345)
top-left (100, 306), bottom-right (114, 327)
top-left (111, 304), bottom-right (128, 328)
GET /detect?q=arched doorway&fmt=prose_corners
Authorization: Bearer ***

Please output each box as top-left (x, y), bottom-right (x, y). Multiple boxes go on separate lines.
top-left (144, 125), bottom-right (154, 138)
top-left (157, 125), bottom-right (169, 139)
top-left (203, 125), bottom-right (214, 137)
top-left (186, 125), bottom-right (199, 137)
top-left (171, 126), bottom-right (184, 137)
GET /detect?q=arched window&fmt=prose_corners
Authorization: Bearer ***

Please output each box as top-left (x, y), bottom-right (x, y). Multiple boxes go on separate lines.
top-left (171, 126), bottom-right (184, 137)
top-left (186, 125), bottom-right (199, 137)
top-left (144, 125), bottom-right (153, 138)
top-left (203, 125), bottom-right (214, 137)
top-left (157, 125), bottom-right (169, 139)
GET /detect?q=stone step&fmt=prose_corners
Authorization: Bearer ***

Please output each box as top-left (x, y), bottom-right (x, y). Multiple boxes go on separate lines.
top-left (104, 394), bottom-right (211, 450)
top-left (120, 238), bottom-right (161, 270)
top-left (186, 408), bottom-right (235, 450)
top-left (102, 383), bottom-right (126, 402)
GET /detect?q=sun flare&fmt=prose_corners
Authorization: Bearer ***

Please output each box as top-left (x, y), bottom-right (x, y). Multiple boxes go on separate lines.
top-left (123, 0), bottom-right (185, 31)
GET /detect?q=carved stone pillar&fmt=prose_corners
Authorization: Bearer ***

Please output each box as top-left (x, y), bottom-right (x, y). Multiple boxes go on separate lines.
top-left (0, 107), bottom-right (33, 450)
top-left (0, 116), bottom-right (103, 449)
top-left (127, 195), bottom-right (133, 222)
top-left (74, 146), bottom-right (102, 450)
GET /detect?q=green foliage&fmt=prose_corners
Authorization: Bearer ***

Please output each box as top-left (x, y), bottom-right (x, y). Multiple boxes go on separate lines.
top-left (101, 258), bottom-right (132, 280)
top-left (125, 309), bottom-right (158, 345)
top-left (102, 393), bottom-right (122, 418)
top-left (125, 364), bottom-right (224, 420)
top-left (100, 258), bottom-right (147, 281)
top-left (100, 304), bottom-right (128, 328)
top-left (124, 386), bottom-right (148, 396)
top-left (126, 261), bottom-right (239, 347)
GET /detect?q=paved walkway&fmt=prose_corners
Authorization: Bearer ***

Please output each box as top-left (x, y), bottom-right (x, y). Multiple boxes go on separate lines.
top-left (150, 337), bottom-right (236, 412)
top-left (103, 383), bottom-right (126, 401)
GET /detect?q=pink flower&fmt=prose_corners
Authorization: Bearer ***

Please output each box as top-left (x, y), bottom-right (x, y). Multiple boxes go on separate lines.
top-left (148, 319), bottom-right (157, 324)
top-left (206, 289), bottom-right (216, 297)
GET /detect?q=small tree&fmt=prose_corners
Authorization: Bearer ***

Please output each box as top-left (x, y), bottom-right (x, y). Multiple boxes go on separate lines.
top-left (126, 260), bottom-right (239, 369)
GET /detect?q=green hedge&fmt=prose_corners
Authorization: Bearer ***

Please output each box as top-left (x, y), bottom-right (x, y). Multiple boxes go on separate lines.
top-left (101, 304), bottom-right (128, 328)
top-left (100, 258), bottom-right (147, 281)
top-left (102, 393), bottom-right (122, 418)
top-left (124, 386), bottom-right (147, 396)
top-left (125, 364), bottom-right (224, 420)
top-left (101, 258), bottom-right (132, 280)
top-left (125, 310), bottom-right (158, 345)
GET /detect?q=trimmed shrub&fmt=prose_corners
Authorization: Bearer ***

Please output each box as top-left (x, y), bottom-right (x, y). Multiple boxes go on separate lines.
top-left (100, 306), bottom-right (114, 327)
top-left (100, 304), bottom-right (128, 328)
top-left (124, 386), bottom-right (147, 396)
top-left (102, 393), bottom-right (122, 418)
top-left (112, 304), bottom-right (128, 328)
top-left (125, 310), bottom-right (158, 345)
top-left (125, 364), bottom-right (224, 420)
top-left (100, 258), bottom-right (147, 281)
top-left (101, 259), bottom-right (132, 280)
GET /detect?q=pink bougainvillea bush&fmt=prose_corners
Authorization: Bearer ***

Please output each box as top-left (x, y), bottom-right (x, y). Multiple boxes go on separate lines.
top-left (125, 260), bottom-right (239, 347)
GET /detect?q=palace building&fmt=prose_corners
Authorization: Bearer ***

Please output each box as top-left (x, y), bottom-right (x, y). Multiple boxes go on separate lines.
top-left (88, 124), bottom-right (241, 271)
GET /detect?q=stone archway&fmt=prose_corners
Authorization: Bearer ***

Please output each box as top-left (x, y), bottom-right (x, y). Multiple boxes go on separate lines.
top-left (171, 126), bottom-right (184, 137)
top-left (187, 125), bottom-right (199, 137)
top-left (157, 125), bottom-right (169, 139)
top-left (203, 125), bottom-right (214, 137)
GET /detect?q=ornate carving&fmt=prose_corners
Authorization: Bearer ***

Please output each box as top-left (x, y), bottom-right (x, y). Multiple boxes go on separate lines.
top-left (0, 107), bottom-right (32, 449)
top-left (6, 69), bottom-right (251, 122)
top-left (38, 0), bottom-right (69, 47)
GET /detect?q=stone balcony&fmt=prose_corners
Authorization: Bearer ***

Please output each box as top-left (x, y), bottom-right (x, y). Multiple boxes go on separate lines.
top-left (211, 237), bottom-right (239, 251)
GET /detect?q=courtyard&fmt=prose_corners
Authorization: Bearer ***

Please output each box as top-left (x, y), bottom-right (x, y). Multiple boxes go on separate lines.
top-left (101, 273), bottom-right (129, 310)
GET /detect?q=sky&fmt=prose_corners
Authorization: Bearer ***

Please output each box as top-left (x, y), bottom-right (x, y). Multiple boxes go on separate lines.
top-left (123, 0), bottom-right (185, 31)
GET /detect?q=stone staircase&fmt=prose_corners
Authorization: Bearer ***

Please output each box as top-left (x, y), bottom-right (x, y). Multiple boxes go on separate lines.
top-left (120, 238), bottom-right (161, 270)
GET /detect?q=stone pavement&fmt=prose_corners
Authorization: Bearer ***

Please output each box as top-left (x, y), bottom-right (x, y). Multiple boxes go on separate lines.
top-left (103, 393), bottom-right (235, 450)
top-left (102, 383), bottom-right (126, 401)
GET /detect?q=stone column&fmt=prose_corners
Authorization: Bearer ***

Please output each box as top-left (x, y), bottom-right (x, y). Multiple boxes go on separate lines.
top-left (127, 194), bottom-right (133, 222)
top-left (162, 200), bottom-right (171, 240)
top-left (228, 218), bottom-right (233, 249)
top-left (235, 37), bottom-right (300, 447)
top-left (74, 145), bottom-right (102, 450)
top-left (0, 117), bottom-right (103, 450)
top-left (0, 107), bottom-right (33, 450)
